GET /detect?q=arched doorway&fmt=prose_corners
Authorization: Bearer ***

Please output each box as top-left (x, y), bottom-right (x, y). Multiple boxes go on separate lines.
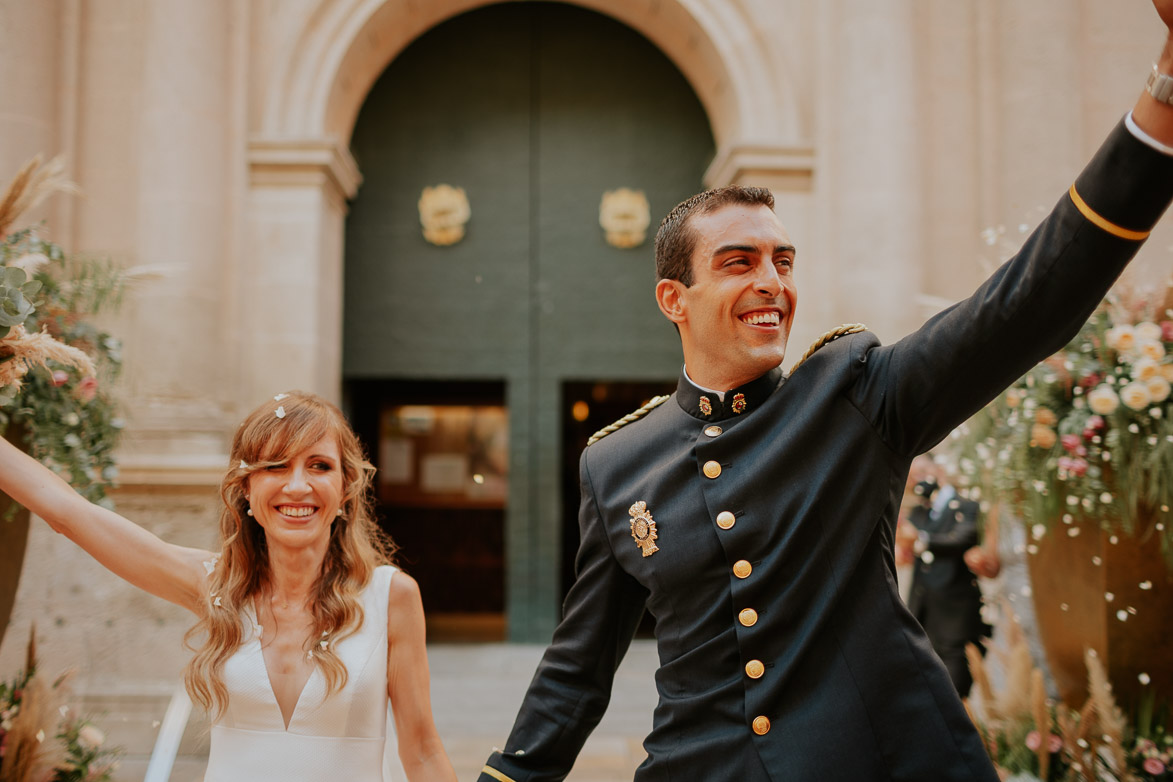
top-left (342, 2), bottom-right (713, 640)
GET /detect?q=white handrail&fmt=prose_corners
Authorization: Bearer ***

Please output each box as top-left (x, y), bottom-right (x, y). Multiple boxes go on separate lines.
top-left (143, 682), bottom-right (193, 782)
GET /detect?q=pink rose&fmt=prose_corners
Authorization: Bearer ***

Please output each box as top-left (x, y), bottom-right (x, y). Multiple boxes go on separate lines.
top-left (1086, 415), bottom-right (1105, 431)
top-left (1069, 458), bottom-right (1088, 477)
top-left (76, 375), bottom-right (98, 403)
top-left (1161, 320), bottom-right (1173, 342)
top-left (51, 370), bottom-right (69, 386)
top-left (1025, 730), bottom-right (1042, 751)
top-left (1061, 434), bottom-right (1082, 453)
top-left (1048, 733), bottom-right (1063, 753)
top-left (1144, 757), bottom-right (1166, 775)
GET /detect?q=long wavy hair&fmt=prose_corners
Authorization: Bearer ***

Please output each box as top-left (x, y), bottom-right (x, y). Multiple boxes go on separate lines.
top-left (183, 391), bottom-right (396, 719)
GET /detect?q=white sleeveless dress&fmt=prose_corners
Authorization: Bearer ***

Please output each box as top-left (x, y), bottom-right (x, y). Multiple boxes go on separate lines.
top-left (203, 565), bottom-right (399, 781)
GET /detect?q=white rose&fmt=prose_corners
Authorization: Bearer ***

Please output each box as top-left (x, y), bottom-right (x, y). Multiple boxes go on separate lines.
top-left (77, 724), bottom-right (105, 749)
top-left (1087, 385), bottom-right (1120, 415)
top-left (1146, 376), bottom-right (1171, 403)
top-left (1133, 357), bottom-right (1161, 381)
top-left (1139, 339), bottom-right (1167, 361)
top-left (1120, 381), bottom-right (1153, 411)
top-left (1106, 325), bottom-right (1137, 352)
top-left (1135, 321), bottom-right (1163, 342)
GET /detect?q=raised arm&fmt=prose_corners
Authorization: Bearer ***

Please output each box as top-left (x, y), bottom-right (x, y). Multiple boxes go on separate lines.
top-left (385, 570), bottom-right (457, 782)
top-left (0, 433), bottom-right (212, 613)
top-left (851, 11), bottom-right (1173, 458)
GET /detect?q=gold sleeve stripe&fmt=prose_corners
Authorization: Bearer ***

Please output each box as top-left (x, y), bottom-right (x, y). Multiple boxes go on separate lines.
top-left (481, 766), bottom-right (518, 782)
top-left (1068, 184), bottom-right (1150, 241)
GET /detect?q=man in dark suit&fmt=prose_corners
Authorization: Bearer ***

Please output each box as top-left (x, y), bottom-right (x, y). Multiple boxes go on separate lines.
top-left (900, 456), bottom-right (991, 697)
top-left (480, 8), bottom-right (1173, 779)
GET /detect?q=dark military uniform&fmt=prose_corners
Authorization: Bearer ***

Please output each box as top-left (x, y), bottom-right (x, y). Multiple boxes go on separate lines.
top-left (479, 121), bottom-right (1173, 782)
top-left (906, 489), bottom-right (990, 697)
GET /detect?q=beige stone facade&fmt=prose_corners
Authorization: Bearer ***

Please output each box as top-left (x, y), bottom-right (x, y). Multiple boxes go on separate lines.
top-left (1, 0), bottom-right (1171, 771)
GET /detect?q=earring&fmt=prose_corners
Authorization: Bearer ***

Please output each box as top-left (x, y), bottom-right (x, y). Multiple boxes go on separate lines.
top-left (247, 508), bottom-right (254, 517)
top-left (336, 508), bottom-right (343, 516)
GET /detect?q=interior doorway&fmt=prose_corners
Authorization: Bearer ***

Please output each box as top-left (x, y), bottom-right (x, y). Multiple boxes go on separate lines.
top-left (347, 380), bottom-right (508, 640)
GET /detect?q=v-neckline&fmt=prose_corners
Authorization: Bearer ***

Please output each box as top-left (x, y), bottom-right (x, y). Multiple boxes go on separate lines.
top-left (248, 601), bottom-right (315, 731)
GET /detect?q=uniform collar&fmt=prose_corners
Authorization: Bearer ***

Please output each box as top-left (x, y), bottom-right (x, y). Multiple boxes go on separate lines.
top-left (676, 365), bottom-right (785, 421)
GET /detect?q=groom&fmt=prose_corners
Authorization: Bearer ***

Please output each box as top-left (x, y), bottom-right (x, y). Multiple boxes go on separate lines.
top-left (480, 5), bottom-right (1173, 780)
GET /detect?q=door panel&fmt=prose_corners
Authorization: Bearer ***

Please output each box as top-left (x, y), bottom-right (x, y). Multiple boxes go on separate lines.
top-left (344, 2), bottom-right (714, 639)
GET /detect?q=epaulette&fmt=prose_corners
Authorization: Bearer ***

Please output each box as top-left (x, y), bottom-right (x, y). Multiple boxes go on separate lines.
top-left (788, 323), bottom-right (868, 374)
top-left (587, 395), bottom-right (670, 446)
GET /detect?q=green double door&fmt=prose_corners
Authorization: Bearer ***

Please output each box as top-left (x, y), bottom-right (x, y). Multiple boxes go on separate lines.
top-left (344, 1), bottom-right (714, 641)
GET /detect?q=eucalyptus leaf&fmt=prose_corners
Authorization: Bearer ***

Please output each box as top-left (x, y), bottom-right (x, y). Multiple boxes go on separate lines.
top-left (0, 288), bottom-right (34, 326)
top-left (2, 266), bottom-right (27, 287)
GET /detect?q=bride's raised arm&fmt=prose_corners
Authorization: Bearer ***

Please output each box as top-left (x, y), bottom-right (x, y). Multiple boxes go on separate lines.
top-left (0, 433), bottom-right (213, 614)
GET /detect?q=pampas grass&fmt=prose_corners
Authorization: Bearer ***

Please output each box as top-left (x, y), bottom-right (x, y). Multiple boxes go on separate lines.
top-left (0, 628), bottom-right (65, 782)
top-left (0, 155), bottom-right (77, 239)
top-left (1032, 669), bottom-right (1051, 780)
top-left (1084, 648), bottom-right (1133, 782)
top-left (0, 324), bottom-right (95, 392)
top-left (965, 617), bottom-right (1156, 781)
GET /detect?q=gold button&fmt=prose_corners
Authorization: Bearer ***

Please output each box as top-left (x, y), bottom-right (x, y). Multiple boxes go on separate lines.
top-left (752, 715), bottom-right (771, 735)
top-left (716, 511), bottom-right (736, 530)
top-left (738, 608), bottom-right (758, 627)
top-left (703, 460), bottom-right (722, 479)
top-left (745, 659), bottom-right (765, 679)
top-left (733, 560), bottom-right (752, 579)
top-left (704, 425), bottom-right (723, 437)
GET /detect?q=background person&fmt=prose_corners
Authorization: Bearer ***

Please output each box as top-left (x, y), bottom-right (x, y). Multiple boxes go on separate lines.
top-left (898, 454), bottom-right (991, 697)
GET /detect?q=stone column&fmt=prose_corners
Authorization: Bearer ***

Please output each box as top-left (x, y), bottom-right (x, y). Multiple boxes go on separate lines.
top-left (0, 0), bottom-right (64, 226)
top-left (118, 0), bottom-right (239, 467)
top-left (815, 0), bottom-right (924, 343)
top-left (243, 139), bottom-right (360, 405)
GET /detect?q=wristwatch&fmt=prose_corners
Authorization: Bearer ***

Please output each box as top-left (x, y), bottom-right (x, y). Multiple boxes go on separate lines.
top-left (1147, 63), bottom-right (1173, 105)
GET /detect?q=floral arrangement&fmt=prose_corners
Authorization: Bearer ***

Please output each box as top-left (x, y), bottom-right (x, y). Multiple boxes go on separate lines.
top-left (968, 621), bottom-right (1171, 781)
top-left (0, 156), bottom-right (126, 515)
top-left (0, 629), bottom-right (121, 782)
top-left (949, 281), bottom-right (1173, 564)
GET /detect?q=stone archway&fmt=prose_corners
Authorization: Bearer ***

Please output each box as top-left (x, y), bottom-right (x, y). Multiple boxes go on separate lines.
top-left (242, 0), bottom-right (813, 406)
top-left (258, 0), bottom-right (800, 149)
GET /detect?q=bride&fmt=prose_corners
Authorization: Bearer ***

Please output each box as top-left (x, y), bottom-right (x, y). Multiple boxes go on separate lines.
top-left (0, 391), bottom-right (457, 781)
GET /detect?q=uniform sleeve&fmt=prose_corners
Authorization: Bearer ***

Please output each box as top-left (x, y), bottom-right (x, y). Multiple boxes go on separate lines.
top-left (848, 119), bottom-right (1173, 457)
top-left (479, 450), bottom-right (649, 782)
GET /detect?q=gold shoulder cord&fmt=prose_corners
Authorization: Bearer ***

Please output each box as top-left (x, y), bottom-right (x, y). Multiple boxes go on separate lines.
top-left (587, 395), bottom-right (670, 446)
top-left (788, 323), bottom-right (868, 375)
